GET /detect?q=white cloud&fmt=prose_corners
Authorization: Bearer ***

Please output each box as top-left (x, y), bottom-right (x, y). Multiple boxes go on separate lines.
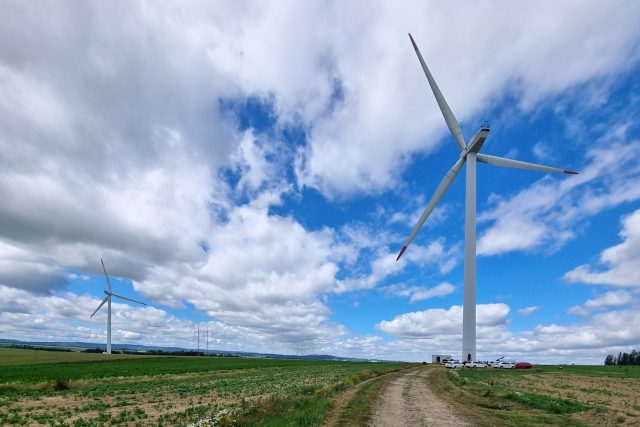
top-left (292, 1), bottom-right (640, 197)
top-left (2, 1), bottom-right (640, 361)
top-left (231, 132), bottom-right (275, 192)
top-left (376, 303), bottom-right (510, 338)
top-left (375, 300), bottom-right (640, 364)
top-left (335, 237), bottom-right (459, 292)
top-left (383, 282), bottom-right (456, 303)
top-left (518, 305), bottom-right (540, 316)
top-left (477, 129), bottom-right (640, 256)
top-left (0, 285), bottom-right (206, 349)
top-left (568, 290), bottom-right (633, 317)
top-left (564, 209), bottom-right (640, 287)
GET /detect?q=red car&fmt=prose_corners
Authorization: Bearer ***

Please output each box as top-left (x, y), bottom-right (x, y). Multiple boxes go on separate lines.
top-left (515, 362), bottom-right (533, 369)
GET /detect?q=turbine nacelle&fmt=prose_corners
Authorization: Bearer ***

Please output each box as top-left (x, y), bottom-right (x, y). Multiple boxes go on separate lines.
top-left (462, 127), bottom-right (490, 157)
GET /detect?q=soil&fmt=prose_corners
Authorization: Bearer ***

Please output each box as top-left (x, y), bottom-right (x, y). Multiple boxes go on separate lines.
top-left (322, 369), bottom-right (407, 427)
top-left (370, 366), bottom-right (471, 427)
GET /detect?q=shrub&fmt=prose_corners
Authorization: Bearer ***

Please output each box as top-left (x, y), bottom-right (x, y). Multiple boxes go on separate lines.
top-left (53, 378), bottom-right (70, 391)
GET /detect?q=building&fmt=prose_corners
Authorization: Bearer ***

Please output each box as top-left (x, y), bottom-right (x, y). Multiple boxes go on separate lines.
top-left (432, 354), bottom-right (452, 364)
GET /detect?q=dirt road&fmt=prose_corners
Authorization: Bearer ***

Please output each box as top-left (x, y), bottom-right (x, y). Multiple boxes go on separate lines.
top-left (371, 366), bottom-right (471, 426)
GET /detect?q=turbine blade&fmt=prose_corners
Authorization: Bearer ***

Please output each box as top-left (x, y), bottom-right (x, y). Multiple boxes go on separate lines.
top-left (397, 157), bottom-right (465, 260)
top-left (101, 259), bottom-right (112, 292)
top-left (477, 153), bottom-right (579, 175)
top-left (90, 296), bottom-right (109, 318)
top-left (111, 292), bottom-right (146, 306)
top-left (409, 33), bottom-right (466, 152)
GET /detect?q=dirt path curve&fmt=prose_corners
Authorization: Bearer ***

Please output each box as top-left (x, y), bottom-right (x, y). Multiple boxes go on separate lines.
top-left (371, 366), bottom-right (471, 427)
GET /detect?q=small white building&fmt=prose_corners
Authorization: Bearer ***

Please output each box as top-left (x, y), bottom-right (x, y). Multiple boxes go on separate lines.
top-left (432, 354), bottom-right (452, 364)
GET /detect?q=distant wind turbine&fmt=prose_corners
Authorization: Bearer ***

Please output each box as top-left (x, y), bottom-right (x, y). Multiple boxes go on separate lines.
top-left (396, 34), bottom-right (578, 362)
top-left (90, 259), bottom-right (146, 354)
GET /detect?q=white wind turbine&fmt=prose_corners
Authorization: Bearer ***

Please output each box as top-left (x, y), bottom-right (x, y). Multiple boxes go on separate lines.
top-left (90, 259), bottom-right (146, 354)
top-left (396, 34), bottom-right (578, 363)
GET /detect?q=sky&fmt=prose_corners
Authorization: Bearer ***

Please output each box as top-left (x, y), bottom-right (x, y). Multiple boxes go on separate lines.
top-left (1, 1), bottom-right (640, 364)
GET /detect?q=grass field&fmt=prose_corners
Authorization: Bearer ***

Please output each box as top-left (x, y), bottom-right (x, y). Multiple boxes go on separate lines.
top-left (5, 348), bottom-right (639, 426)
top-left (438, 364), bottom-right (640, 426)
top-left (0, 347), bottom-right (160, 366)
top-left (0, 347), bottom-right (410, 426)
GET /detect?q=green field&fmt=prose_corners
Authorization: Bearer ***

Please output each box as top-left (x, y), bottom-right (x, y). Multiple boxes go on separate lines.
top-left (439, 365), bottom-right (640, 426)
top-left (0, 347), bottom-right (161, 366)
top-left (0, 347), bottom-right (410, 426)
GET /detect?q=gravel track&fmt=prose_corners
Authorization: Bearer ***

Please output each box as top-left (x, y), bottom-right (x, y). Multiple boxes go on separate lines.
top-left (371, 366), bottom-right (471, 427)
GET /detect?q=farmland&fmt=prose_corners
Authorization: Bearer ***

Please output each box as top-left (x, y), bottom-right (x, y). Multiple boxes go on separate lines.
top-left (0, 347), bottom-right (410, 426)
top-left (5, 348), bottom-right (640, 426)
top-left (435, 364), bottom-right (640, 426)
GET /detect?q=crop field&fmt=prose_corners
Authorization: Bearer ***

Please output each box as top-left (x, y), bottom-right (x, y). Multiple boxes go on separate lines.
top-left (441, 365), bottom-right (640, 426)
top-left (0, 347), bottom-right (409, 426)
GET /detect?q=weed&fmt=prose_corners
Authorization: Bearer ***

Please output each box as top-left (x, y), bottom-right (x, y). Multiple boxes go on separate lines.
top-left (580, 387), bottom-right (613, 396)
top-left (506, 390), bottom-right (587, 414)
top-left (53, 377), bottom-right (70, 391)
top-left (552, 382), bottom-right (573, 389)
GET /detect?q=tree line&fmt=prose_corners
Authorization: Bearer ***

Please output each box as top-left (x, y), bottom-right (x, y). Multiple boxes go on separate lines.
top-left (604, 350), bottom-right (640, 365)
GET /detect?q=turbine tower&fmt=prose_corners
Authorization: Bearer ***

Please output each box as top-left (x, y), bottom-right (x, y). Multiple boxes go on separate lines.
top-left (396, 34), bottom-right (578, 362)
top-left (90, 259), bottom-right (146, 354)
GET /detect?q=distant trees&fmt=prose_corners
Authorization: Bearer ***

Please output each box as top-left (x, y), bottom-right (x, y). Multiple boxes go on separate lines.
top-left (604, 349), bottom-right (640, 365)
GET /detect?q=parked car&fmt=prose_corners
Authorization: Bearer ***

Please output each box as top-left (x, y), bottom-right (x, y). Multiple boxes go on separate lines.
top-left (515, 362), bottom-right (533, 369)
top-left (498, 362), bottom-right (515, 369)
top-left (465, 361), bottom-right (488, 368)
top-left (444, 360), bottom-right (465, 369)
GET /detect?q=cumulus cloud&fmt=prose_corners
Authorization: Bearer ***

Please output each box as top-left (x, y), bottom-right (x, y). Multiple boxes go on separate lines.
top-left (515, 307), bottom-right (640, 363)
top-left (564, 209), bottom-right (640, 287)
top-left (376, 303), bottom-right (510, 338)
top-left (334, 237), bottom-right (459, 293)
top-left (0, 2), bottom-right (236, 289)
top-left (375, 300), bottom-right (640, 364)
top-left (567, 290), bottom-right (633, 318)
top-left (0, 285), bottom-right (204, 349)
top-left (2, 1), bottom-right (640, 361)
top-left (293, 1), bottom-right (640, 197)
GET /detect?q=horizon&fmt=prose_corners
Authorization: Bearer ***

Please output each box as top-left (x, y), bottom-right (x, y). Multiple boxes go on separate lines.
top-left (1, 1), bottom-right (640, 365)
top-left (2, 339), bottom-right (625, 365)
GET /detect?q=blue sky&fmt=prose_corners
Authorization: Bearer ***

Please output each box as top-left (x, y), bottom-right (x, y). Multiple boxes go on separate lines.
top-left (1, 1), bottom-right (640, 364)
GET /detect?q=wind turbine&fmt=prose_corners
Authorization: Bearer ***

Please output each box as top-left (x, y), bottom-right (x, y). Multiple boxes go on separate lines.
top-left (396, 34), bottom-right (578, 363)
top-left (90, 259), bottom-right (146, 354)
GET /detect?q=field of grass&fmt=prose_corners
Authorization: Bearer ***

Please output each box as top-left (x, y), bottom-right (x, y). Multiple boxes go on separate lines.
top-left (438, 364), bottom-right (640, 426)
top-left (0, 347), bottom-right (165, 366)
top-left (0, 347), bottom-right (411, 426)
